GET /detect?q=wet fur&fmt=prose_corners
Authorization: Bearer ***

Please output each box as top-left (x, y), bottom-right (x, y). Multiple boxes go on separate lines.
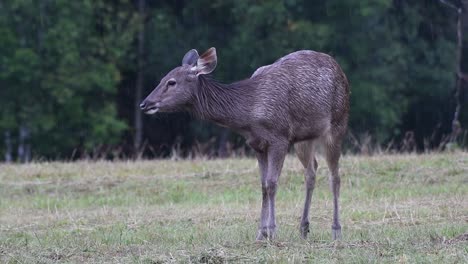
top-left (142, 49), bottom-right (349, 240)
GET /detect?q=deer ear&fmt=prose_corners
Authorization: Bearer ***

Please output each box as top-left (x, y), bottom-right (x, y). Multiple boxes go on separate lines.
top-left (195, 47), bottom-right (217, 75)
top-left (182, 49), bottom-right (199, 66)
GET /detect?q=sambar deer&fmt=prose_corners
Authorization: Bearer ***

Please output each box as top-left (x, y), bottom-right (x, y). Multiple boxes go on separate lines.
top-left (140, 48), bottom-right (349, 240)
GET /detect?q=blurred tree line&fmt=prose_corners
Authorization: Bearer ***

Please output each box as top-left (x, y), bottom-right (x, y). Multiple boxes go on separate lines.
top-left (0, 0), bottom-right (467, 160)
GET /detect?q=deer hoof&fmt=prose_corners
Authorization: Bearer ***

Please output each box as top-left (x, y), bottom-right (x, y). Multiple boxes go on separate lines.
top-left (300, 222), bottom-right (310, 239)
top-left (332, 226), bottom-right (342, 240)
top-left (256, 230), bottom-right (266, 241)
top-left (256, 226), bottom-right (276, 241)
top-left (266, 226), bottom-right (276, 240)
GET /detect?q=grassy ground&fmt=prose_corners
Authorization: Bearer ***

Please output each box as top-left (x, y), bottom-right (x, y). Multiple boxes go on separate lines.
top-left (0, 153), bottom-right (467, 263)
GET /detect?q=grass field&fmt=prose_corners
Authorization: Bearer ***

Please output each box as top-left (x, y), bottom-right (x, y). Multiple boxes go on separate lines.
top-left (0, 153), bottom-right (467, 263)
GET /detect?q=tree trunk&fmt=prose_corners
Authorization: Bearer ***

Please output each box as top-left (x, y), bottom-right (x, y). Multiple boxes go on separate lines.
top-left (17, 125), bottom-right (31, 163)
top-left (440, 0), bottom-right (467, 141)
top-left (4, 131), bottom-right (12, 162)
top-left (217, 129), bottom-right (229, 158)
top-left (451, 7), bottom-right (464, 141)
top-left (134, 0), bottom-right (145, 156)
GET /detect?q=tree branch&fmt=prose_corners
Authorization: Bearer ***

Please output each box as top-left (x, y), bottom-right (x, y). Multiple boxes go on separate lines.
top-left (439, 0), bottom-right (463, 13)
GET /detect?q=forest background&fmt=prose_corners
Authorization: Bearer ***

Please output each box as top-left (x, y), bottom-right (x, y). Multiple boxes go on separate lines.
top-left (1, 0), bottom-right (467, 161)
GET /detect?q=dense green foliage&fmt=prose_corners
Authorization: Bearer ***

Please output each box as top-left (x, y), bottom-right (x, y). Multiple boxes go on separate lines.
top-left (0, 0), bottom-right (466, 159)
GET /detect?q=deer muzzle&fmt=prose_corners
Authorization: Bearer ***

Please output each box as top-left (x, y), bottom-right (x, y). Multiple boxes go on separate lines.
top-left (140, 101), bottom-right (160, 115)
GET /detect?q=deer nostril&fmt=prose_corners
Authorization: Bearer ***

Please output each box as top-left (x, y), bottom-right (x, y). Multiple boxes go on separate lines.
top-left (139, 102), bottom-right (146, 109)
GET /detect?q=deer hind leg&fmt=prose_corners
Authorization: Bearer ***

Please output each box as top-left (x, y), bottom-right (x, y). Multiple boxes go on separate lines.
top-left (325, 138), bottom-right (343, 240)
top-left (295, 140), bottom-right (317, 239)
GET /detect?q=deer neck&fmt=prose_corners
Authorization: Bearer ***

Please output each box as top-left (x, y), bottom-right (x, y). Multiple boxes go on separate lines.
top-left (191, 75), bottom-right (256, 130)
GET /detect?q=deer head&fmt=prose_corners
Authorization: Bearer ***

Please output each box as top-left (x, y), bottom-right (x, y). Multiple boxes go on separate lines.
top-left (140, 47), bottom-right (217, 114)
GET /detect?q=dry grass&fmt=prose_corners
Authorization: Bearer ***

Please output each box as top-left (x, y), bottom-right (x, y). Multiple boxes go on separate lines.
top-left (0, 153), bottom-right (467, 263)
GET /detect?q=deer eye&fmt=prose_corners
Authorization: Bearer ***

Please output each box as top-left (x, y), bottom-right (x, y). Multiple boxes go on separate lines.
top-left (167, 80), bottom-right (176, 86)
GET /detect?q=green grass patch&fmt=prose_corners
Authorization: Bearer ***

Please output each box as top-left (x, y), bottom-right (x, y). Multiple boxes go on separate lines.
top-left (0, 153), bottom-right (467, 263)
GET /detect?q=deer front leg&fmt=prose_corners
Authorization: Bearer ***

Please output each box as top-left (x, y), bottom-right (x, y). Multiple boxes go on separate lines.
top-left (255, 151), bottom-right (269, 240)
top-left (264, 143), bottom-right (288, 240)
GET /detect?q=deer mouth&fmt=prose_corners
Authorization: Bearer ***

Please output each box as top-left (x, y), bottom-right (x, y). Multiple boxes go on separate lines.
top-left (144, 106), bottom-right (159, 115)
